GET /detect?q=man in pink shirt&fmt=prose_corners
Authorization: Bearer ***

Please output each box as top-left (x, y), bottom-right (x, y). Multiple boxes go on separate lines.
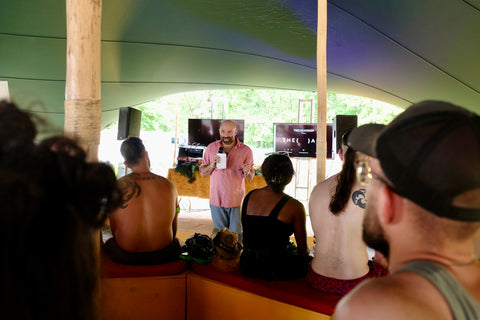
top-left (199, 120), bottom-right (254, 243)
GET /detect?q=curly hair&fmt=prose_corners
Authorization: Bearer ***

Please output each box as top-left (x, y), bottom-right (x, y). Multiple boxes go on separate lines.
top-left (261, 154), bottom-right (294, 193)
top-left (0, 100), bottom-right (36, 155)
top-left (0, 101), bottom-right (121, 320)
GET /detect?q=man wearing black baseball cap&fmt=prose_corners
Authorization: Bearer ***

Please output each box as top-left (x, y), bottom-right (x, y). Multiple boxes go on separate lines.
top-left (334, 100), bottom-right (480, 319)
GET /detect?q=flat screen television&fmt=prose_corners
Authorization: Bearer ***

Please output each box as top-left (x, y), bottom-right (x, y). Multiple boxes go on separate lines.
top-left (273, 123), bottom-right (333, 158)
top-left (188, 119), bottom-right (245, 146)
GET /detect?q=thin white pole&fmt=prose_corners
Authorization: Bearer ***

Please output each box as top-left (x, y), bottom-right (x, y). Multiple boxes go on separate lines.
top-left (316, 0), bottom-right (327, 183)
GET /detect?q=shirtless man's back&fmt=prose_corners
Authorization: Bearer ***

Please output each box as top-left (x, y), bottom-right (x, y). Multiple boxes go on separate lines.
top-left (307, 132), bottom-right (387, 294)
top-left (309, 173), bottom-right (368, 279)
top-left (110, 171), bottom-right (178, 252)
top-left (105, 137), bottom-right (180, 264)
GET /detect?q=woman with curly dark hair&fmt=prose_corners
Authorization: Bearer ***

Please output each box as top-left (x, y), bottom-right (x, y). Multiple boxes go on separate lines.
top-left (0, 101), bottom-right (121, 320)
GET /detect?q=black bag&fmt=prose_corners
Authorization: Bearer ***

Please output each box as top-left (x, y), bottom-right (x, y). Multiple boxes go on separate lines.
top-left (181, 233), bottom-right (217, 264)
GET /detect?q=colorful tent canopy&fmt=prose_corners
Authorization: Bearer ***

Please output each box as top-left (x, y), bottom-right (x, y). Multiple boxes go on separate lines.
top-left (1, 0), bottom-right (480, 132)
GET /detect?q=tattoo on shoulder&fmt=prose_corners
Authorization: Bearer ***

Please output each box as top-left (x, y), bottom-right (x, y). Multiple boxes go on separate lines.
top-left (118, 177), bottom-right (141, 209)
top-left (352, 188), bottom-right (367, 209)
top-left (131, 172), bottom-right (159, 181)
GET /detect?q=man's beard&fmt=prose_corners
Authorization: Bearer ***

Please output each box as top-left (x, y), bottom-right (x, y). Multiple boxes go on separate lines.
top-left (222, 137), bottom-right (234, 145)
top-left (363, 206), bottom-right (390, 259)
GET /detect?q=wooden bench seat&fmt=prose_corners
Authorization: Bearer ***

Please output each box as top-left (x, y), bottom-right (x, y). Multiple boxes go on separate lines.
top-left (100, 251), bottom-right (189, 278)
top-left (99, 254), bottom-right (342, 320)
top-left (99, 252), bottom-right (189, 320)
top-left (188, 263), bottom-right (342, 320)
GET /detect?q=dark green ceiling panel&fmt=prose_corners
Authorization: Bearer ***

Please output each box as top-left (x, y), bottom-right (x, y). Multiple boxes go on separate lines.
top-left (167, 0), bottom-right (316, 58)
top-left (1, 0), bottom-right (480, 133)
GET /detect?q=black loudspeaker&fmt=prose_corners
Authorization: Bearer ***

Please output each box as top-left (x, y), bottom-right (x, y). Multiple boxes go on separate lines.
top-left (326, 124), bottom-right (333, 159)
top-left (333, 115), bottom-right (358, 155)
top-left (117, 107), bottom-right (142, 140)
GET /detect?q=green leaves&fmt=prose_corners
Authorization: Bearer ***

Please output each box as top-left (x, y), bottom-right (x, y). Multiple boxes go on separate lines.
top-left (175, 161), bottom-right (199, 183)
top-left (136, 90), bottom-right (403, 150)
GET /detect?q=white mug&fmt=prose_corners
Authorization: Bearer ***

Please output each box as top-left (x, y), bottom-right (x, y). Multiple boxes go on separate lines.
top-left (216, 153), bottom-right (227, 169)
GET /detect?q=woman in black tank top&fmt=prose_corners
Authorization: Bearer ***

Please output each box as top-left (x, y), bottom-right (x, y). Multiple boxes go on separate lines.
top-left (240, 154), bottom-right (311, 280)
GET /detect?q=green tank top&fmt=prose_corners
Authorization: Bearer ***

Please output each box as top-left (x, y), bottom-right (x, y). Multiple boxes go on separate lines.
top-left (397, 260), bottom-right (480, 320)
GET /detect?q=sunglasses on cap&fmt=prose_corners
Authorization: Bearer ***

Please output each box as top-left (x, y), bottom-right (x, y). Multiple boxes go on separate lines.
top-left (354, 158), bottom-right (399, 194)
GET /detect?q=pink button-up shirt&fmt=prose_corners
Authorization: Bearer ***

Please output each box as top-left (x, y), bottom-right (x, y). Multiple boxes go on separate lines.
top-left (200, 139), bottom-right (254, 208)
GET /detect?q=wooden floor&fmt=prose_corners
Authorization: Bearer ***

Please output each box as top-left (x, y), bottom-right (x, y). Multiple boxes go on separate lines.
top-left (177, 209), bottom-right (214, 243)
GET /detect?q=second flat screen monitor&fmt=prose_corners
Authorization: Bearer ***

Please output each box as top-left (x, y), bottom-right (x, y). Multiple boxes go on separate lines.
top-left (274, 123), bottom-right (333, 158)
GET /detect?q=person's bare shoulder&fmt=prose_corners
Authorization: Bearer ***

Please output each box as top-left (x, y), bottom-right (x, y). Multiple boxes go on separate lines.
top-left (287, 196), bottom-right (306, 214)
top-left (117, 174), bottom-right (139, 192)
top-left (149, 173), bottom-right (177, 193)
top-left (118, 173), bottom-right (175, 197)
top-left (116, 175), bottom-right (141, 209)
top-left (311, 174), bottom-right (338, 197)
top-left (309, 174), bottom-right (338, 212)
top-left (128, 172), bottom-right (172, 185)
top-left (334, 274), bottom-right (447, 320)
top-left (152, 173), bottom-right (172, 183)
top-left (334, 277), bottom-right (406, 320)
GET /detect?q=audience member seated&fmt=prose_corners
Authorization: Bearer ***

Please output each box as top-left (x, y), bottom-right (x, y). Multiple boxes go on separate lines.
top-left (334, 101), bottom-right (480, 319)
top-left (240, 154), bottom-right (310, 280)
top-left (308, 130), bottom-right (388, 295)
top-left (104, 137), bottom-right (182, 265)
top-left (0, 101), bottom-right (121, 320)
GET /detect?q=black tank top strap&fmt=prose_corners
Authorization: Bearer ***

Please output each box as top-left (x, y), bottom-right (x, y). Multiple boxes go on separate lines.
top-left (241, 190), bottom-right (254, 218)
top-left (268, 194), bottom-right (291, 219)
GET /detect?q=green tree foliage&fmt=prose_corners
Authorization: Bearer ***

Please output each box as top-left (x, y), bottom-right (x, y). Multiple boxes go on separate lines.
top-left (136, 90), bottom-right (403, 149)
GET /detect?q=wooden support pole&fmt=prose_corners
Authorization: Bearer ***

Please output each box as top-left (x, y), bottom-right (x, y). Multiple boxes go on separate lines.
top-left (64, 0), bottom-right (102, 162)
top-left (316, 0), bottom-right (328, 184)
top-left (64, 2), bottom-right (103, 314)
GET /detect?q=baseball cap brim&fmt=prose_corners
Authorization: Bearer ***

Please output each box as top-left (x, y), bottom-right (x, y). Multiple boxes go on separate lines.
top-left (346, 123), bottom-right (386, 156)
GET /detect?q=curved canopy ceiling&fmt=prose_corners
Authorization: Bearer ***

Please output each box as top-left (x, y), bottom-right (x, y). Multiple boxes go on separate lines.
top-left (1, 0), bottom-right (480, 132)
